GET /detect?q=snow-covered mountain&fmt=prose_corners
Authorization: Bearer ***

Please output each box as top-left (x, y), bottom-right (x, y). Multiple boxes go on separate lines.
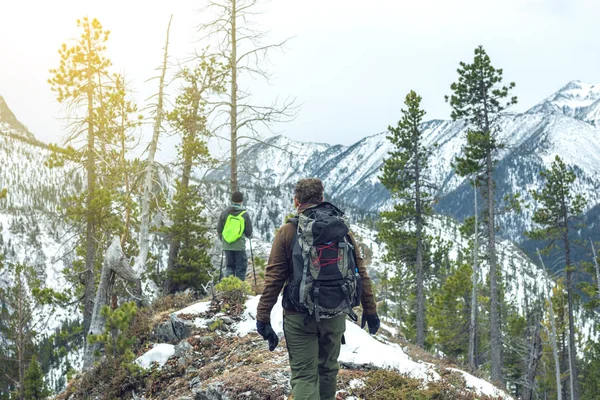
top-left (210, 81), bottom-right (600, 245)
top-left (528, 80), bottom-right (600, 126)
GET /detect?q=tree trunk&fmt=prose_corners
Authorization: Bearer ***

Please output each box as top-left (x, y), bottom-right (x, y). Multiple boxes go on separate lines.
top-left (414, 126), bottom-right (425, 349)
top-left (83, 237), bottom-right (139, 369)
top-left (522, 320), bottom-right (542, 400)
top-left (230, 0), bottom-right (238, 193)
top-left (590, 239), bottom-right (600, 301)
top-left (120, 90), bottom-right (131, 249)
top-left (17, 273), bottom-right (24, 400)
top-left (469, 182), bottom-right (479, 372)
top-left (487, 151), bottom-right (502, 384)
top-left (83, 34), bottom-right (97, 333)
top-left (134, 15), bottom-right (172, 285)
top-left (564, 227), bottom-right (579, 400)
top-left (538, 248), bottom-right (563, 400)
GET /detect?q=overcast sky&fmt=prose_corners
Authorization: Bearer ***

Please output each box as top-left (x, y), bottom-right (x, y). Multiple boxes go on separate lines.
top-left (1, 0), bottom-right (599, 158)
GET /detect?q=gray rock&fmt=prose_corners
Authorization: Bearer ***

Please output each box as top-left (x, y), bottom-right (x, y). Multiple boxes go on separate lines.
top-left (189, 376), bottom-right (202, 389)
top-left (178, 397), bottom-right (193, 400)
top-left (174, 340), bottom-right (193, 358)
top-left (171, 314), bottom-right (195, 340)
top-left (153, 321), bottom-right (178, 343)
top-left (200, 336), bottom-right (215, 345)
top-left (194, 383), bottom-right (227, 400)
top-left (220, 316), bottom-right (234, 325)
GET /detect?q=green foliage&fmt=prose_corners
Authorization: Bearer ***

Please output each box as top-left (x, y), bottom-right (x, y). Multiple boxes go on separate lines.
top-left (446, 45), bottom-right (517, 132)
top-left (0, 261), bottom-right (66, 397)
top-left (428, 263), bottom-right (472, 358)
top-left (526, 155), bottom-right (587, 247)
top-left (208, 319), bottom-right (224, 331)
top-left (165, 181), bottom-right (213, 292)
top-left (581, 339), bottom-right (600, 399)
top-left (447, 44), bottom-right (517, 196)
top-left (23, 356), bottom-right (51, 400)
top-left (88, 302), bottom-right (138, 363)
top-left (215, 276), bottom-right (252, 305)
top-left (351, 369), bottom-right (502, 400)
top-left (502, 311), bottom-right (528, 394)
top-left (378, 91), bottom-right (437, 347)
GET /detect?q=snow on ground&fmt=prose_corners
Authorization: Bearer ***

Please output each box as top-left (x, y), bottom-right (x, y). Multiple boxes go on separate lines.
top-left (136, 343), bottom-right (175, 369)
top-left (175, 300), bottom-right (212, 329)
top-left (236, 295), bottom-right (512, 398)
top-left (450, 368), bottom-right (510, 399)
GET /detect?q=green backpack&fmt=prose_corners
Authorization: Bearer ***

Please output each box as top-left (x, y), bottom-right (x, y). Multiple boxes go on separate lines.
top-left (222, 210), bottom-right (247, 243)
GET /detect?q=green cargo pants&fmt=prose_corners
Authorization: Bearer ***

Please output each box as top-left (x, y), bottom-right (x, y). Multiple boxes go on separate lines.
top-left (283, 314), bottom-right (346, 400)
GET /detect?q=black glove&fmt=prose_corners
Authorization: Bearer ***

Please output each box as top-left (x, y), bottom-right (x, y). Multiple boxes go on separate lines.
top-left (256, 321), bottom-right (279, 351)
top-left (361, 313), bottom-right (380, 335)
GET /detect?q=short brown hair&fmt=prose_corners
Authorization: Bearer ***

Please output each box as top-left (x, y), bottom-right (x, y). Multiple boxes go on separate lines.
top-left (294, 178), bottom-right (324, 205)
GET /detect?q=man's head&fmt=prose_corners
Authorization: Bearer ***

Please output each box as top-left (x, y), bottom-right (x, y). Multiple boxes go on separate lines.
top-left (294, 178), bottom-right (324, 208)
top-left (231, 191), bottom-right (244, 204)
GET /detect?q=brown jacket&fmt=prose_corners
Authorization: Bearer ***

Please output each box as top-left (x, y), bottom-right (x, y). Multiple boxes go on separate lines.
top-left (256, 204), bottom-right (377, 323)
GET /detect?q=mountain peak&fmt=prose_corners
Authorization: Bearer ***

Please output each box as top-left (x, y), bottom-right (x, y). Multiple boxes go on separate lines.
top-left (528, 80), bottom-right (600, 120)
top-left (0, 95), bottom-right (35, 141)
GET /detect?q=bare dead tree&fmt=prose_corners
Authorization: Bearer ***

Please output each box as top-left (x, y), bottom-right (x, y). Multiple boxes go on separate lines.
top-left (198, 0), bottom-right (298, 193)
top-left (133, 15), bottom-right (173, 285)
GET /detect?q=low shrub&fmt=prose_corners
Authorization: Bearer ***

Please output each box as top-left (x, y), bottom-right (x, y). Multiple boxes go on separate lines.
top-left (215, 276), bottom-right (252, 305)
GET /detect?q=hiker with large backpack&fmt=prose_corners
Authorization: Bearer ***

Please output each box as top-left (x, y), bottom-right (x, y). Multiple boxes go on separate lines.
top-left (256, 178), bottom-right (380, 400)
top-left (217, 191), bottom-right (253, 281)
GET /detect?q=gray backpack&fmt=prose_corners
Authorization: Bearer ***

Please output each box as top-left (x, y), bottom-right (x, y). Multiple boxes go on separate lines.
top-left (282, 202), bottom-right (362, 322)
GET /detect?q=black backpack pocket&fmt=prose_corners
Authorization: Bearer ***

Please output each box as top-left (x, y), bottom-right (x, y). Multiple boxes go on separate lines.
top-left (312, 281), bottom-right (347, 310)
top-left (282, 282), bottom-right (307, 313)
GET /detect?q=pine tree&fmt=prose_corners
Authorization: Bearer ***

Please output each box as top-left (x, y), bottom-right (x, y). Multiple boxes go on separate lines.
top-left (0, 262), bottom-right (65, 400)
top-left (379, 91), bottom-right (436, 348)
top-left (48, 17), bottom-right (113, 333)
top-left (428, 261), bottom-right (472, 358)
top-left (580, 339), bottom-right (600, 400)
top-left (446, 45), bottom-right (517, 383)
top-left (526, 155), bottom-right (586, 399)
top-left (163, 58), bottom-right (225, 294)
top-left (23, 356), bottom-right (50, 400)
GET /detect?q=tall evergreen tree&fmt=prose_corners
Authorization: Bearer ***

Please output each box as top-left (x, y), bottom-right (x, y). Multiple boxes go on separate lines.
top-left (164, 58), bottom-right (225, 294)
top-left (446, 45), bottom-right (517, 383)
top-left (428, 261), bottom-right (472, 358)
top-left (526, 155), bottom-right (586, 400)
top-left (23, 356), bottom-right (50, 400)
top-left (379, 91), bottom-right (436, 348)
top-left (48, 17), bottom-right (113, 333)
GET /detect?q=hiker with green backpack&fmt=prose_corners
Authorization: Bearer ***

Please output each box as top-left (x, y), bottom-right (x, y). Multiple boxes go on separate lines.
top-left (217, 191), bottom-right (253, 281)
top-left (256, 178), bottom-right (380, 400)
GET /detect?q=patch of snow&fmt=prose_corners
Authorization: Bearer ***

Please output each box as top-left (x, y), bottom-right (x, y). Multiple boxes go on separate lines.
top-left (450, 368), bottom-right (513, 399)
top-left (135, 343), bottom-right (175, 369)
top-left (175, 301), bottom-right (211, 315)
top-left (348, 378), bottom-right (365, 389)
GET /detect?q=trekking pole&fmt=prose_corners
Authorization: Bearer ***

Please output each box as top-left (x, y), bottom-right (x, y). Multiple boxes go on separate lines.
top-left (219, 251), bottom-right (224, 282)
top-left (249, 238), bottom-right (257, 288)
